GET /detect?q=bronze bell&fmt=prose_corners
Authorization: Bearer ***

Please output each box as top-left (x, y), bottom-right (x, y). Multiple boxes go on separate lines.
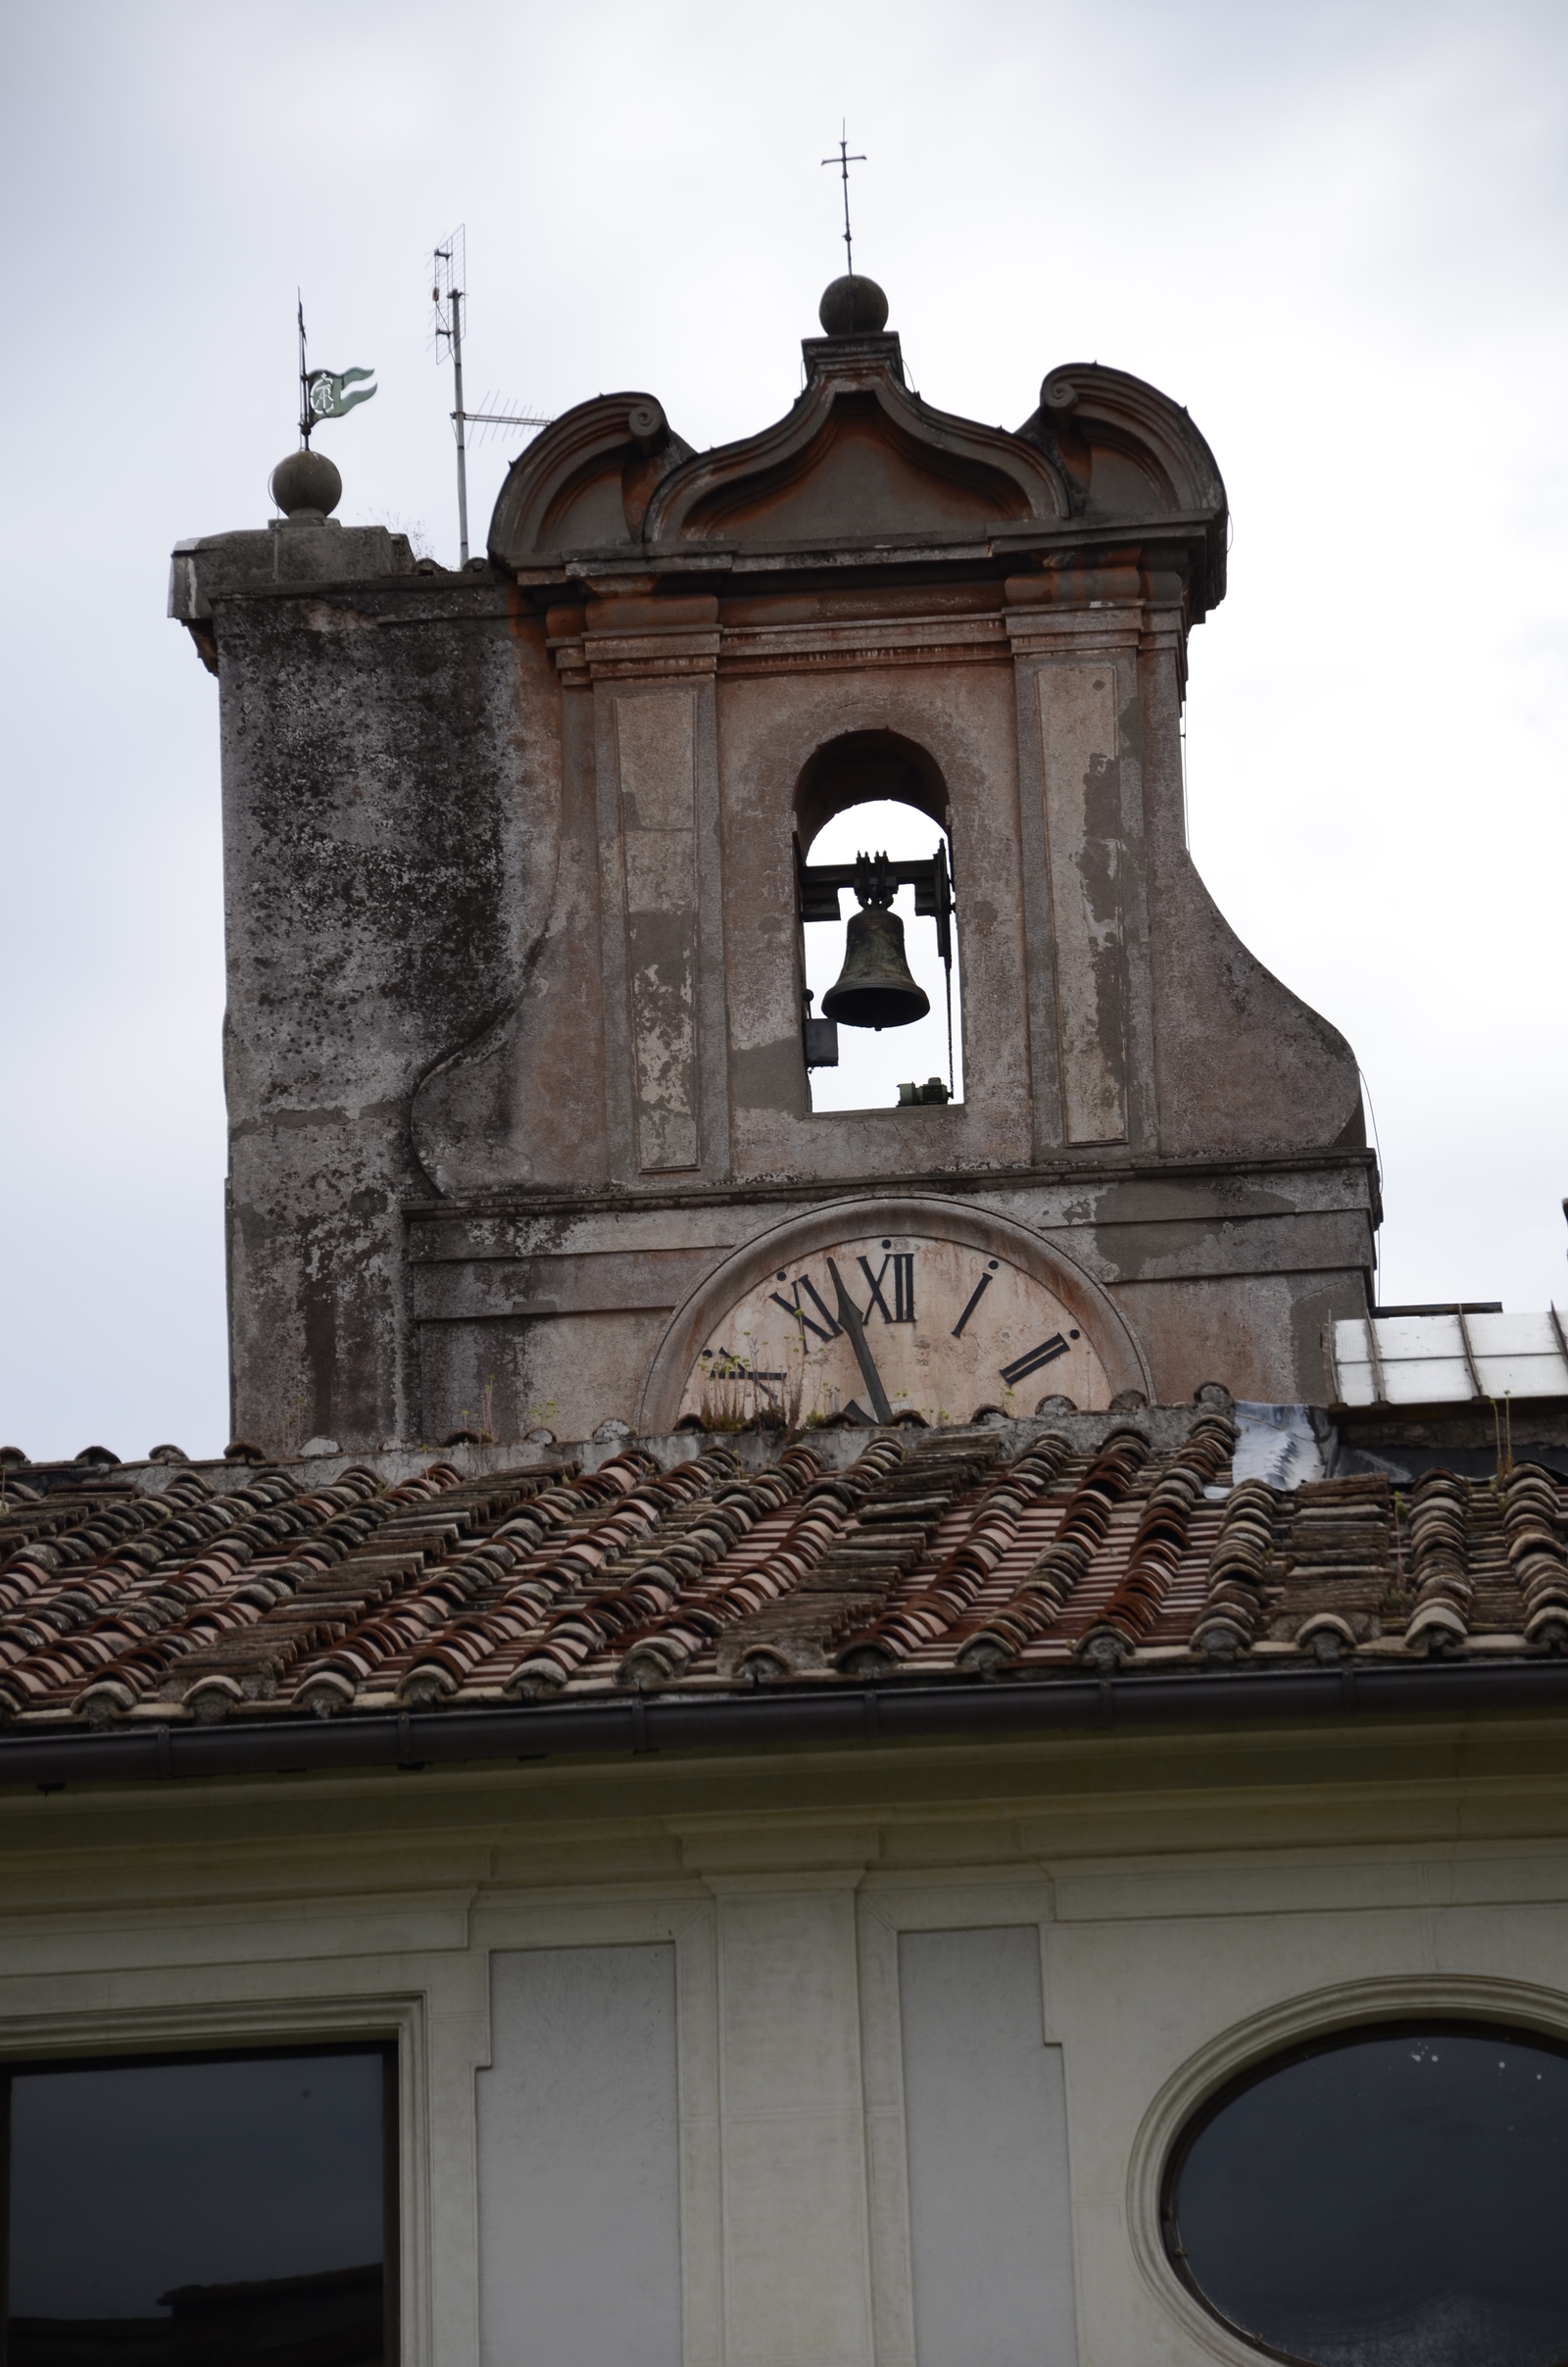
top-left (822, 906), bottom-right (930, 1031)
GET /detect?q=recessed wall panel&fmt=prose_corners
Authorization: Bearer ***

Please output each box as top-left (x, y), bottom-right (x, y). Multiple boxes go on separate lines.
top-left (899, 1925), bottom-right (1079, 2367)
top-left (615, 691), bottom-right (701, 1172)
top-left (1037, 666), bottom-right (1128, 1145)
top-left (479, 1944), bottom-right (682, 2367)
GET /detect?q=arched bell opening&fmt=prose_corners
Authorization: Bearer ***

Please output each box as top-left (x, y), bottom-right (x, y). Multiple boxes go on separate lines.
top-left (793, 732), bottom-right (965, 1114)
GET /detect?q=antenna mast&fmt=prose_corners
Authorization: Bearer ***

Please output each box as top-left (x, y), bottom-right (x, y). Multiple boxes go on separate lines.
top-left (430, 228), bottom-right (554, 568)
top-left (432, 230), bottom-right (470, 564)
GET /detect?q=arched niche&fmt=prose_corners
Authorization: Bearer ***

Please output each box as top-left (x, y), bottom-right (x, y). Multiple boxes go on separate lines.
top-left (793, 731), bottom-right (961, 1110)
top-left (795, 729), bottom-right (951, 853)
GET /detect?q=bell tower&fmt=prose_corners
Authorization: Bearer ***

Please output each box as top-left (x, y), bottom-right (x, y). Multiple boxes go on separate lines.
top-left (172, 272), bottom-right (1376, 1450)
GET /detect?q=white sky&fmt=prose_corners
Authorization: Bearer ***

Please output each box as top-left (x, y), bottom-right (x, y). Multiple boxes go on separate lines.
top-left (1, 0), bottom-right (1564, 1459)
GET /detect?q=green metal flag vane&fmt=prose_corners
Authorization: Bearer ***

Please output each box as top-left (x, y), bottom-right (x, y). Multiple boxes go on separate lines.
top-left (296, 295), bottom-right (376, 445)
top-left (308, 367), bottom-right (376, 421)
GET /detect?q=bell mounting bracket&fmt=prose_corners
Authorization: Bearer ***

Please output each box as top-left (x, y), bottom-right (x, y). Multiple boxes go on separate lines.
top-left (795, 841), bottom-right (954, 967)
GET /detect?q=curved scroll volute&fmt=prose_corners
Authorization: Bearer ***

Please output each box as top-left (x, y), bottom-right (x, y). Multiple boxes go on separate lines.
top-left (488, 392), bottom-right (693, 567)
top-left (1017, 362), bottom-right (1228, 611)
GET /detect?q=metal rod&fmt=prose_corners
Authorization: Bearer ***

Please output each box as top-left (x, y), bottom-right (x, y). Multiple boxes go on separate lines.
top-left (297, 291), bottom-right (310, 448)
top-left (451, 285), bottom-right (469, 566)
top-left (800, 857), bottom-right (942, 892)
top-left (1456, 1306), bottom-right (1485, 1401)
top-left (821, 124), bottom-right (866, 281)
top-left (939, 840), bottom-right (955, 1096)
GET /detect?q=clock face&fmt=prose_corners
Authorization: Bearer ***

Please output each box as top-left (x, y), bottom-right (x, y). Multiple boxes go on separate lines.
top-left (679, 1230), bottom-right (1111, 1429)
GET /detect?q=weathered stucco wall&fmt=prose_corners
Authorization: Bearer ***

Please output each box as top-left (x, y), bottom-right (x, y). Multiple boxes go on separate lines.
top-left (402, 1160), bottom-right (1371, 1444)
top-left (212, 565), bottom-right (567, 1448)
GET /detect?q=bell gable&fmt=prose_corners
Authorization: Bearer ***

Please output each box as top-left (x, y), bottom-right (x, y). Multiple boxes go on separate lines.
top-left (487, 318), bottom-right (1227, 626)
top-left (172, 267), bottom-right (1373, 1451)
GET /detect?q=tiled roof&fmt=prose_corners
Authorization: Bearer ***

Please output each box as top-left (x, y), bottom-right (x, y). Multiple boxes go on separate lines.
top-left (1, 1414), bottom-right (1564, 1740)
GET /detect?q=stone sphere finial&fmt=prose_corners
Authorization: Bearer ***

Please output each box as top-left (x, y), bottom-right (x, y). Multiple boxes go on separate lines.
top-left (270, 447), bottom-right (342, 520)
top-left (818, 273), bottom-right (890, 338)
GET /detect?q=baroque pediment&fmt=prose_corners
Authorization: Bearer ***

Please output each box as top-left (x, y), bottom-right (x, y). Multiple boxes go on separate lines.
top-left (486, 312), bottom-right (1227, 595)
top-left (489, 337), bottom-right (1073, 568)
top-left (644, 337), bottom-right (1068, 549)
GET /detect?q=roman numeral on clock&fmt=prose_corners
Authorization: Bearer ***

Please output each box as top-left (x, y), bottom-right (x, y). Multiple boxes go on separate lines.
top-left (951, 1272), bottom-right (992, 1338)
top-left (999, 1334), bottom-right (1070, 1387)
top-left (857, 1253), bottom-right (914, 1324)
top-left (768, 1254), bottom-right (915, 1340)
top-left (767, 1275), bottom-right (843, 1345)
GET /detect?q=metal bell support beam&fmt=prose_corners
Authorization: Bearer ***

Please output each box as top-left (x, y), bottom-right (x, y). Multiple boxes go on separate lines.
top-left (796, 842), bottom-right (954, 967)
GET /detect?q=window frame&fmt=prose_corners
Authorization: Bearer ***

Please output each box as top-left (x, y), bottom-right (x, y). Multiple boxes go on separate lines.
top-left (1159, 2013), bottom-right (1568, 2367)
top-left (1126, 1976), bottom-right (1568, 2367)
top-left (0, 2031), bottom-right (404, 2367)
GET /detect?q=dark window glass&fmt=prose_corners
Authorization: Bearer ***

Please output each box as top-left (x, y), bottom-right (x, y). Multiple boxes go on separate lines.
top-left (4, 2044), bottom-right (394, 2367)
top-left (1164, 2022), bottom-right (1568, 2367)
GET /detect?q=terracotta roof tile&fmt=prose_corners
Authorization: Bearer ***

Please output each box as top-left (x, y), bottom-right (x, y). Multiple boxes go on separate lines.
top-left (0, 1424), bottom-right (1564, 1734)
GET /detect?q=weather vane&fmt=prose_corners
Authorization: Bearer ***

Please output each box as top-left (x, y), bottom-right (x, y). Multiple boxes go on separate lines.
top-left (821, 123), bottom-right (866, 279)
top-left (295, 293), bottom-right (376, 449)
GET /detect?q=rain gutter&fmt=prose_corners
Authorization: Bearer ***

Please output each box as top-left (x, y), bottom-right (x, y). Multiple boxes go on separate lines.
top-left (4, 1658), bottom-right (1568, 1788)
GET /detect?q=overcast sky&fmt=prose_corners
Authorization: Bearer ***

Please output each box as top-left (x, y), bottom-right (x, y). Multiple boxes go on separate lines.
top-left (1, 0), bottom-right (1564, 1459)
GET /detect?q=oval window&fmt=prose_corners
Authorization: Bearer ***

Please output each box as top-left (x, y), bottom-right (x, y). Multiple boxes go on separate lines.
top-left (1163, 2022), bottom-right (1568, 2366)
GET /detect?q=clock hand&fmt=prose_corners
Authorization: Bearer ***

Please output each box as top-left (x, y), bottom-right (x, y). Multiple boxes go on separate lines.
top-left (827, 1257), bottom-right (895, 1425)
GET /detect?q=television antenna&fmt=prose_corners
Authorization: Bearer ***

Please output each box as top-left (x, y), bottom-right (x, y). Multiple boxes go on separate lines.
top-left (431, 226), bottom-right (552, 565)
